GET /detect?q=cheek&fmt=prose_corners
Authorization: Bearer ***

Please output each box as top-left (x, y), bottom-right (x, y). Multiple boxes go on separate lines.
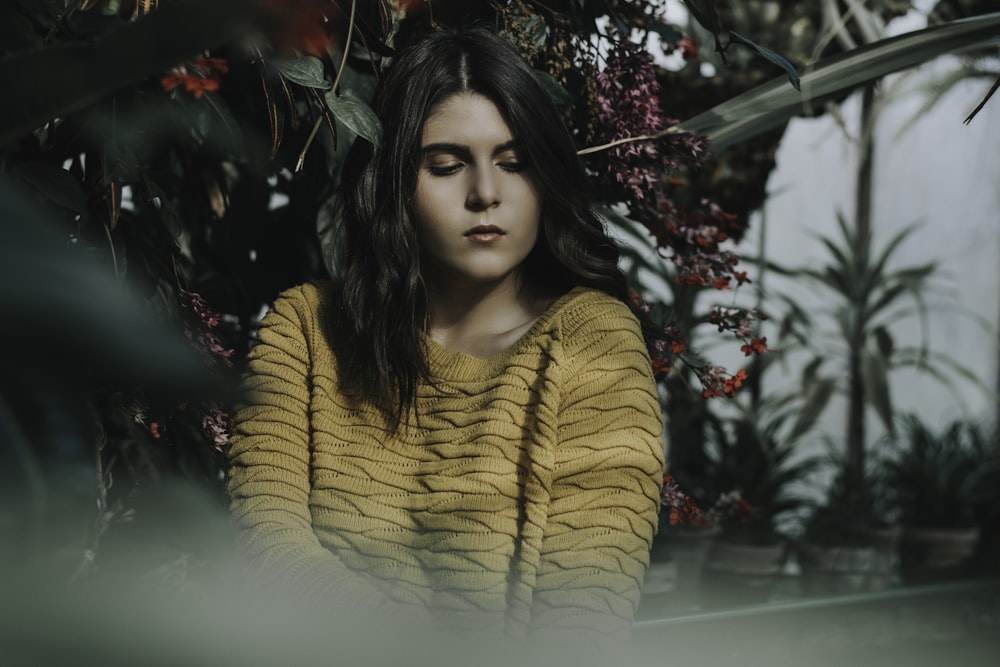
top-left (411, 183), bottom-right (445, 238)
top-left (525, 186), bottom-right (543, 237)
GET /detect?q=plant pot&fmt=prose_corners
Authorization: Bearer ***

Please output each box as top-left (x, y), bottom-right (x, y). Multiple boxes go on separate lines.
top-left (700, 539), bottom-right (786, 609)
top-left (865, 525), bottom-right (903, 590)
top-left (797, 543), bottom-right (876, 596)
top-left (900, 526), bottom-right (981, 583)
top-left (797, 526), bottom-right (902, 596)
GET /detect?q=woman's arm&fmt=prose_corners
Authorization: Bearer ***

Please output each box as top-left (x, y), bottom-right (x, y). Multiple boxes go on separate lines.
top-left (226, 285), bottom-right (407, 615)
top-left (531, 298), bottom-right (665, 639)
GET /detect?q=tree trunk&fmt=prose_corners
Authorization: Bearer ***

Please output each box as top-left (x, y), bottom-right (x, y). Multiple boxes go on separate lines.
top-left (845, 84), bottom-right (877, 510)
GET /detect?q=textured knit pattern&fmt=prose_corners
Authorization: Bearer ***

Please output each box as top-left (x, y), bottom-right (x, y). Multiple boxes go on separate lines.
top-left (227, 282), bottom-right (665, 638)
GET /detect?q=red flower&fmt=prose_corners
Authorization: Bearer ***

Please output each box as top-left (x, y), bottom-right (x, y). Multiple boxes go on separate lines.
top-left (263, 0), bottom-right (334, 56)
top-left (161, 56), bottom-right (229, 99)
top-left (707, 490), bottom-right (756, 528)
top-left (723, 368), bottom-right (748, 396)
top-left (733, 271), bottom-right (751, 285)
top-left (661, 474), bottom-right (704, 526)
top-left (651, 356), bottom-right (671, 378)
top-left (680, 36), bottom-right (699, 60)
top-left (192, 56), bottom-right (229, 76)
top-left (740, 337), bottom-right (768, 356)
top-left (161, 72), bottom-right (219, 98)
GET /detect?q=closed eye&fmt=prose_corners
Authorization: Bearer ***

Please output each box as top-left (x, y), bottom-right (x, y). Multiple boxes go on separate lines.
top-left (497, 161), bottom-right (526, 173)
top-left (427, 163), bottom-right (463, 176)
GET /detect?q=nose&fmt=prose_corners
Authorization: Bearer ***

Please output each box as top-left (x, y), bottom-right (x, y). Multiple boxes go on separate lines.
top-left (465, 166), bottom-right (500, 211)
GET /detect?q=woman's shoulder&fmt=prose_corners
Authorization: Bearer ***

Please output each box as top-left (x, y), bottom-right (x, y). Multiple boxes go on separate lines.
top-left (547, 286), bottom-right (654, 384)
top-left (550, 286), bottom-right (642, 341)
top-left (254, 281), bottom-right (344, 358)
top-left (271, 279), bottom-right (337, 307)
top-left (266, 280), bottom-right (340, 323)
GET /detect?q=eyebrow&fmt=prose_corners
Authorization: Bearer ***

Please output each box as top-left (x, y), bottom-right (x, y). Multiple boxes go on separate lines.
top-left (420, 139), bottom-right (522, 157)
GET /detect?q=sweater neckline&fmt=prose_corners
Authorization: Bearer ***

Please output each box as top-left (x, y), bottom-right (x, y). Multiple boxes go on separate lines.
top-left (421, 286), bottom-right (590, 380)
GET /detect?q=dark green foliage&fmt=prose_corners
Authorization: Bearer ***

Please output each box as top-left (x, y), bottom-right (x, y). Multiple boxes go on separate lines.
top-left (879, 415), bottom-right (1000, 529)
top-left (700, 413), bottom-right (822, 544)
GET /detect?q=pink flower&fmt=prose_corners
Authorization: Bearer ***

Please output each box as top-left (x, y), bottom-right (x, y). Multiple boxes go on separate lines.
top-left (202, 403), bottom-right (230, 451)
top-left (180, 289), bottom-right (234, 368)
top-left (590, 41), bottom-right (706, 206)
top-left (661, 474), bottom-right (705, 526)
top-left (706, 490), bottom-right (756, 527)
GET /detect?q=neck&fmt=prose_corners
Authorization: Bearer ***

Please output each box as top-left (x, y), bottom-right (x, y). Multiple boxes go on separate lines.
top-left (424, 271), bottom-right (522, 332)
top-left (422, 270), bottom-right (552, 358)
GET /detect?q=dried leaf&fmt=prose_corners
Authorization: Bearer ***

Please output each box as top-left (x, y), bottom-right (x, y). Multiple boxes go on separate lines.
top-left (108, 181), bottom-right (122, 230)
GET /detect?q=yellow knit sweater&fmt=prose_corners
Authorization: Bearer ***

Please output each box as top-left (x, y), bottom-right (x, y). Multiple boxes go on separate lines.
top-left (227, 282), bottom-right (664, 638)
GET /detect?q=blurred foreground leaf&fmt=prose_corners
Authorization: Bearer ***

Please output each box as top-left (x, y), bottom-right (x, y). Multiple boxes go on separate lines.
top-left (683, 12), bottom-right (1000, 151)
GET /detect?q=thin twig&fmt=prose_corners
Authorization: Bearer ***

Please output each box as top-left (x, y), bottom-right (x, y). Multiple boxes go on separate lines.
top-left (331, 0), bottom-right (357, 95)
top-left (964, 74), bottom-right (1000, 125)
top-left (103, 223), bottom-right (119, 279)
top-left (295, 115), bottom-right (324, 172)
top-left (577, 125), bottom-right (686, 156)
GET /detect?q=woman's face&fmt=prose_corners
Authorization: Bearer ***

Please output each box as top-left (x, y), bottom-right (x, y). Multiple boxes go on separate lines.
top-left (411, 93), bottom-right (542, 292)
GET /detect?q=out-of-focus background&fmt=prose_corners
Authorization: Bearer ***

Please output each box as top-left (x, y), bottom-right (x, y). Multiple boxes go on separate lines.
top-left (1, 1), bottom-right (997, 664)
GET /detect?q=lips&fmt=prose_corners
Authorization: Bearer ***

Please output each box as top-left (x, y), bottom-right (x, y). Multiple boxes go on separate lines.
top-left (463, 224), bottom-right (506, 243)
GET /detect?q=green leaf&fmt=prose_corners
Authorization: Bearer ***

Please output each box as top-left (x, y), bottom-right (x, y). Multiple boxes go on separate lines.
top-left (647, 20), bottom-right (684, 46)
top-left (868, 223), bottom-right (920, 283)
top-left (728, 31), bottom-right (800, 91)
top-left (862, 348), bottom-right (894, 437)
top-left (190, 102), bottom-right (212, 143)
top-left (800, 356), bottom-right (825, 385)
top-left (868, 281), bottom-right (922, 321)
top-left (682, 1), bottom-right (722, 43)
top-left (535, 70), bottom-right (574, 109)
top-left (275, 56), bottom-right (330, 90)
top-left (817, 234), bottom-right (850, 273)
top-left (787, 377), bottom-right (836, 444)
top-left (324, 89), bottom-right (382, 147)
top-left (871, 326), bottom-right (894, 361)
top-left (681, 12), bottom-right (1000, 151)
top-left (14, 163), bottom-right (87, 215)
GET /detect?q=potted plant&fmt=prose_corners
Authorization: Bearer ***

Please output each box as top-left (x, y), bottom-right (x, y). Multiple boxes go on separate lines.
top-left (878, 414), bottom-right (999, 582)
top-left (702, 415), bottom-right (821, 545)
top-left (770, 210), bottom-right (975, 593)
top-left (693, 412), bottom-right (823, 607)
top-left (797, 459), bottom-right (902, 595)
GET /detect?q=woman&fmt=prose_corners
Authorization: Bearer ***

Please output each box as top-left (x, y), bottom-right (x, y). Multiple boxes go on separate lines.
top-left (226, 26), bottom-right (665, 640)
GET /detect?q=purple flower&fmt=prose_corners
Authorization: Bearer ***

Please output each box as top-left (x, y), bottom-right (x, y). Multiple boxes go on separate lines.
top-left (202, 403), bottom-right (230, 451)
top-left (180, 289), bottom-right (234, 368)
top-left (590, 41), bottom-right (706, 207)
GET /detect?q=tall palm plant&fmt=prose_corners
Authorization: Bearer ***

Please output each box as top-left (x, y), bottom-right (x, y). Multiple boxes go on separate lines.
top-left (772, 214), bottom-right (983, 523)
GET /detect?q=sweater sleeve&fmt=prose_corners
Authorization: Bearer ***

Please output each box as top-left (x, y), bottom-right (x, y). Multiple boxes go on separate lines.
top-left (530, 296), bottom-right (665, 639)
top-left (226, 285), bottom-right (408, 616)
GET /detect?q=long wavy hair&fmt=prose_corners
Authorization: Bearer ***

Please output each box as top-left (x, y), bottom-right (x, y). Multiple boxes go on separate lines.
top-left (336, 26), bottom-right (653, 426)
